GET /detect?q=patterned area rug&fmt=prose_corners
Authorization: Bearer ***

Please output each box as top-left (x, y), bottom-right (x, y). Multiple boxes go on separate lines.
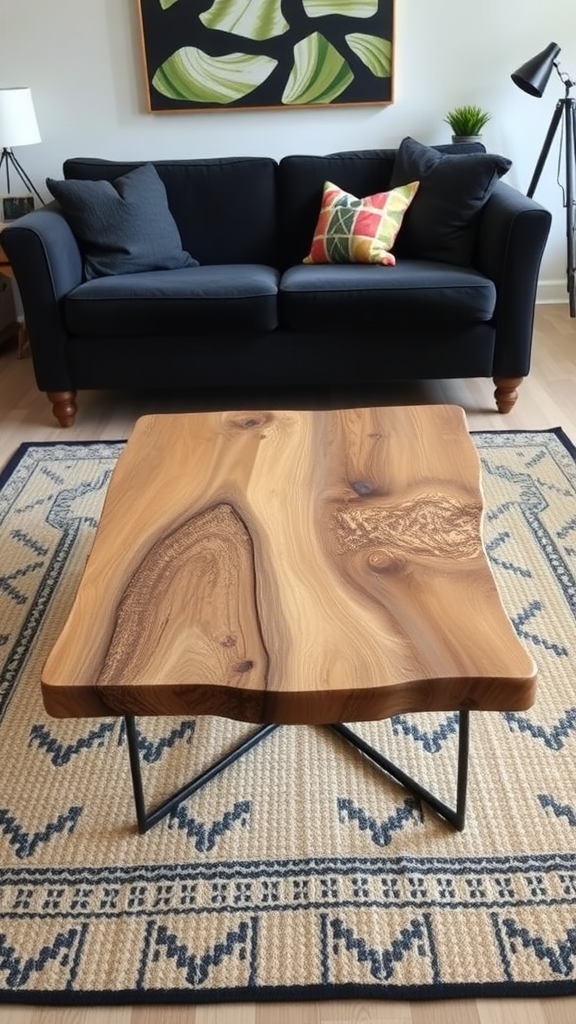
top-left (1, 429), bottom-right (576, 1005)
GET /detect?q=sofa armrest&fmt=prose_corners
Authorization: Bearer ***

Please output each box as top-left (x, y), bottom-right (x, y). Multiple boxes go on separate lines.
top-left (2, 204), bottom-right (83, 389)
top-left (475, 182), bottom-right (552, 377)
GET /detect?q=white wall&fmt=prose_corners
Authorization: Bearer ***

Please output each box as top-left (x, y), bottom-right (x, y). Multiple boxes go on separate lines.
top-left (1, 0), bottom-right (574, 300)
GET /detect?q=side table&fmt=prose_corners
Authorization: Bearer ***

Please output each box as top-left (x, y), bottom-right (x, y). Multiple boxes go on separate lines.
top-left (0, 221), bottom-right (29, 358)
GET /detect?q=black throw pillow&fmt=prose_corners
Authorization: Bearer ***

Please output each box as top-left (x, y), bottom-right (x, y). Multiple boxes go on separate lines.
top-left (390, 137), bottom-right (512, 266)
top-left (46, 162), bottom-right (198, 279)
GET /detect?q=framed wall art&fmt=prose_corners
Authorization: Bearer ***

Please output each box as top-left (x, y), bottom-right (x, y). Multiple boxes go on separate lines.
top-left (137, 0), bottom-right (394, 113)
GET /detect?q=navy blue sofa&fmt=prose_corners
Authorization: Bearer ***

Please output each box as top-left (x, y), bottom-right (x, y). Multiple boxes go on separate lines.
top-left (2, 144), bottom-right (551, 426)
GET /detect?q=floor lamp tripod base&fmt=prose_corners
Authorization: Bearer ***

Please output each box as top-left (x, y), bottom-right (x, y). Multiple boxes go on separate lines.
top-left (0, 148), bottom-right (44, 209)
top-left (527, 93), bottom-right (576, 318)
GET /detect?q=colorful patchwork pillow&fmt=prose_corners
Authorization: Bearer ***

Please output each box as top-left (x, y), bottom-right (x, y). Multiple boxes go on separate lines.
top-left (303, 179), bottom-right (419, 266)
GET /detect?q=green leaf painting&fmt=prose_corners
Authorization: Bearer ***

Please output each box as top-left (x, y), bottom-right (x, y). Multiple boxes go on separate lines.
top-left (282, 34), bottom-right (353, 105)
top-left (139, 0), bottom-right (394, 110)
top-left (302, 0), bottom-right (378, 17)
top-left (200, 0), bottom-right (289, 40)
top-left (153, 48), bottom-right (278, 103)
top-left (345, 34), bottom-right (391, 77)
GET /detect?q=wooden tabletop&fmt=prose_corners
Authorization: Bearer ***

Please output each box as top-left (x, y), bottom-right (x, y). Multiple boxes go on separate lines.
top-left (41, 405), bottom-right (537, 724)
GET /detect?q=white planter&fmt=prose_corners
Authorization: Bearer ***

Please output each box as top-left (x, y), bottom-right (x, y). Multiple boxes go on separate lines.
top-left (451, 135), bottom-right (483, 144)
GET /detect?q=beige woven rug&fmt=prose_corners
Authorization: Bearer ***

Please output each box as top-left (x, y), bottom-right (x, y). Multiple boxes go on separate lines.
top-left (1, 428), bottom-right (576, 1005)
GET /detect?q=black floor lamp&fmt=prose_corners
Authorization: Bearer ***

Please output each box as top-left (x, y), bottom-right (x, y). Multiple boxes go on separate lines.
top-left (511, 43), bottom-right (576, 318)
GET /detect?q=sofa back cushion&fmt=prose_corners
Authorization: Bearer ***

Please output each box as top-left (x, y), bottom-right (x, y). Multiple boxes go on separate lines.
top-left (278, 150), bottom-right (398, 269)
top-left (47, 163), bottom-right (198, 279)
top-left (63, 157), bottom-right (279, 267)
top-left (390, 137), bottom-right (511, 266)
top-left (278, 143), bottom-right (488, 270)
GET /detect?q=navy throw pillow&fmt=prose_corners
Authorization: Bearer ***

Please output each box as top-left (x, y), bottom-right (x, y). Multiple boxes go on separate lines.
top-left (390, 137), bottom-right (512, 266)
top-left (46, 162), bottom-right (198, 279)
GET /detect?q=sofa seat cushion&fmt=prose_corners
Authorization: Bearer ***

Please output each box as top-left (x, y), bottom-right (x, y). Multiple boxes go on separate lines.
top-left (64, 265), bottom-right (280, 336)
top-left (279, 261), bottom-right (496, 330)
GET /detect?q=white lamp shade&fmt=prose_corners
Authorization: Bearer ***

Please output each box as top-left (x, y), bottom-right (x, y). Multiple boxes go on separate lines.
top-left (0, 87), bottom-right (41, 148)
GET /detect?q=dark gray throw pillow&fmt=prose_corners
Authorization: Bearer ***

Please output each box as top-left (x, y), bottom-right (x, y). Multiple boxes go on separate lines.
top-left (390, 137), bottom-right (512, 266)
top-left (46, 163), bottom-right (198, 279)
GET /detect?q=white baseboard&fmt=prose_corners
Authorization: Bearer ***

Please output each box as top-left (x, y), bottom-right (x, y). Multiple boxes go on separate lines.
top-left (536, 280), bottom-right (569, 305)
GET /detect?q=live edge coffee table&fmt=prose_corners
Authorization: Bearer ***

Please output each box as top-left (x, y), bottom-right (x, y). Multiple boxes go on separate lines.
top-left (41, 405), bottom-right (537, 835)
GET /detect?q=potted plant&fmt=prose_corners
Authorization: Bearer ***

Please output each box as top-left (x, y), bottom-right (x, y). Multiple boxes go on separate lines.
top-left (444, 105), bottom-right (491, 143)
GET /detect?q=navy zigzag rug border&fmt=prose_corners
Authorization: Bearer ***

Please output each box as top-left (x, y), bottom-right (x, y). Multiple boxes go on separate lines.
top-left (1, 426), bottom-right (576, 1005)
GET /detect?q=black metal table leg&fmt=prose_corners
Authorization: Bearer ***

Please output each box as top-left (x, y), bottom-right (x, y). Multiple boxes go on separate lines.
top-left (330, 710), bottom-right (470, 831)
top-left (125, 711), bottom-right (470, 835)
top-left (125, 716), bottom-right (280, 834)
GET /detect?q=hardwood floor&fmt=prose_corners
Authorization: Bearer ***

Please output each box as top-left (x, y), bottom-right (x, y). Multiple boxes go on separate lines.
top-left (0, 303), bottom-right (575, 1023)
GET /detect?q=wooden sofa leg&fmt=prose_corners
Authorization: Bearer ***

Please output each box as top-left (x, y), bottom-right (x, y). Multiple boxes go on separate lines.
top-left (47, 390), bottom-right (78, 427)
top-left (493, 376), bottom-right (523, 414)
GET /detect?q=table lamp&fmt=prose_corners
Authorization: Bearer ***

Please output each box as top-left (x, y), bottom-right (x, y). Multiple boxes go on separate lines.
top-left (0, 87), bottom-right (44, 207)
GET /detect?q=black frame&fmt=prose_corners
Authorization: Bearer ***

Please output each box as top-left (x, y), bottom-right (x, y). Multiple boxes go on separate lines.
top-left (2, 193), bottom-right (34, 222)
top-left (125, 711), bottom-right (470, 835)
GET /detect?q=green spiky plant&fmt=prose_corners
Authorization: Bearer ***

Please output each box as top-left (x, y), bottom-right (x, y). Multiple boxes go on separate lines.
top-left (444, 104), bottom-right (491, 137)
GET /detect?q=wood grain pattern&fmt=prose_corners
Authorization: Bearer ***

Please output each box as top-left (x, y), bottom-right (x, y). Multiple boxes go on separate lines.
top-left (41, 404), bottom-right (536, 723)
top-left (2, 304), bottom-right (574, 1024)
